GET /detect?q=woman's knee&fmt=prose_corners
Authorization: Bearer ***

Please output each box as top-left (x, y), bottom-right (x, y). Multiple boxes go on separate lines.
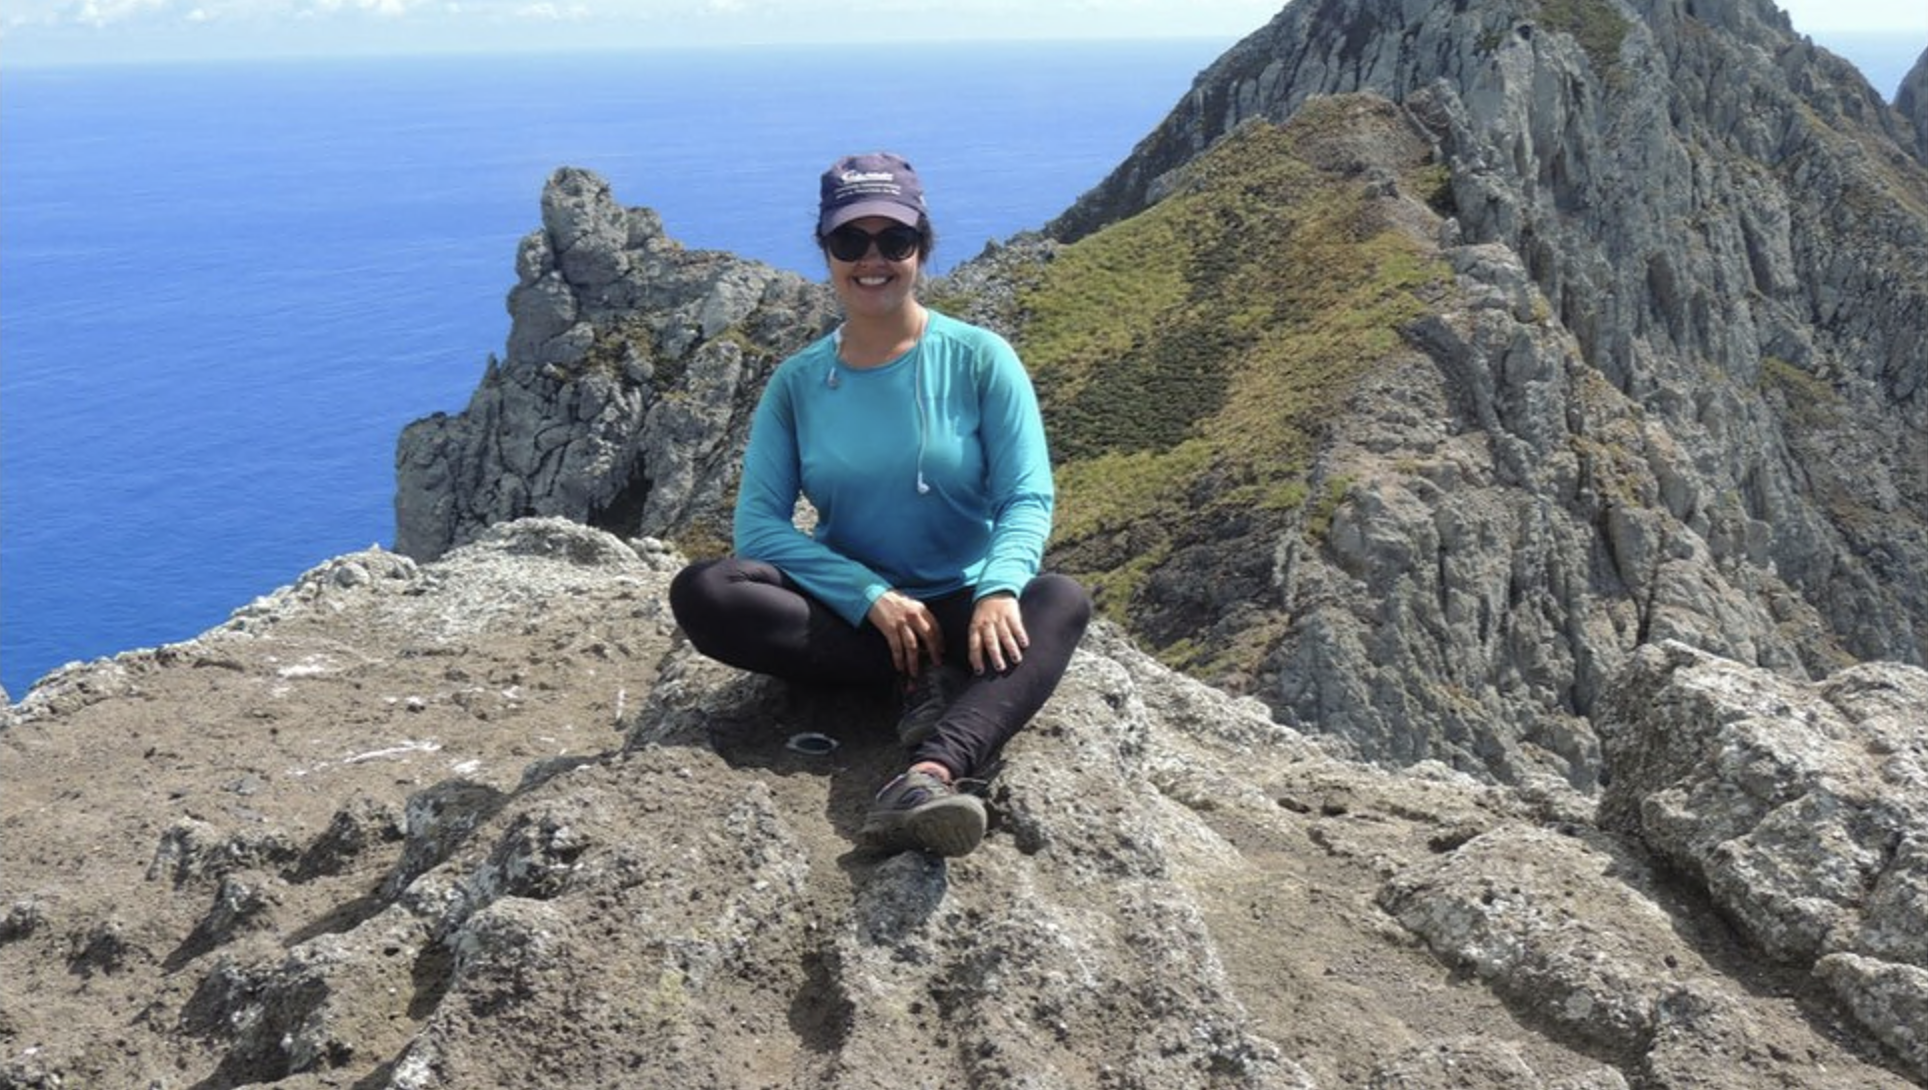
top-left (1023, 573), bottom-right (1093, 632)
top-left (668, 560), bottom-right (720, 629)
top-left (669, 558), bottom-right (749, 653)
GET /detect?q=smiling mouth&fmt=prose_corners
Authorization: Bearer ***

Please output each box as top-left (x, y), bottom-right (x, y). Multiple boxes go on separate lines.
top-left (856, 275), bottom-right (892, 287)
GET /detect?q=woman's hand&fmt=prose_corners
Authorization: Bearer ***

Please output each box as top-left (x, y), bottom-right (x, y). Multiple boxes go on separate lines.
top-left (969, 592), bottom-right (1028, 675)
top-left (867, 590), bottom-right (945, 676)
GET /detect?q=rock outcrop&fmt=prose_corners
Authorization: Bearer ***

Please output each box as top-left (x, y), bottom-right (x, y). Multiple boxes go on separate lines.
top-left (1048, 0), bottom-right (1928, 670)
top-left (393, 168), bottom-right (838, 562)
top-left (1598, 640), bottom-right (1928, 1075)
top-left (4, 521), bottom-right (1925, 1088)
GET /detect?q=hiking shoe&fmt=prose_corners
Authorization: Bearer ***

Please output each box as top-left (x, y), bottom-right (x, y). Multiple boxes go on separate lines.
top-left (896, 663), bottom-right (966, 746)
top-left (858, 770), bottom-right (986, 857)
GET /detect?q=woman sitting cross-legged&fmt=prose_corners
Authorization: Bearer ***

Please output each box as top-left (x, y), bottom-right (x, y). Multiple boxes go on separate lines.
top-left (669, 150), bottom-right (1091, 858)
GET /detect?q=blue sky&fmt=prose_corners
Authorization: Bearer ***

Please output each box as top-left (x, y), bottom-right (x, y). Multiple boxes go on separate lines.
top-left (2, 0), bottom-right (1921, 68)
top-left (1779, 0), bottom-right (1924, 34)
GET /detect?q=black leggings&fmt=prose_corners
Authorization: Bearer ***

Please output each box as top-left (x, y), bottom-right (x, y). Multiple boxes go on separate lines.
top-left (669, 558), bottom-right (1091, 779)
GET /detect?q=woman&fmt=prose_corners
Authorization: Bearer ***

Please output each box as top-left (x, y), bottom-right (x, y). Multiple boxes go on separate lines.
top-left (669, 151), bottom-right (1091, 858)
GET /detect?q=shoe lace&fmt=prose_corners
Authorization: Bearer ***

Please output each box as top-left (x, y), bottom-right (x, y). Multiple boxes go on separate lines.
top-left (951, 777), bottom-right (993, 797)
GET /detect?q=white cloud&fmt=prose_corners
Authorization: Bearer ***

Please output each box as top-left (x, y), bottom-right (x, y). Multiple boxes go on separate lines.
top-left (14, 0), bottom-right (447, 27)
top-left (3, 0), bottom-right (1282, 38)
top-left (302, 0), bottom-right (417, 16)
top-left (514, 1), bottom-right (588, 18)
top-left (74, 0), bottom-right (171, 28)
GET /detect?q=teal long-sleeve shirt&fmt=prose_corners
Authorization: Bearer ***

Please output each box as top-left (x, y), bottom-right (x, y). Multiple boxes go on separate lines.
top-left (733, 309), bottom-right (1055, 628)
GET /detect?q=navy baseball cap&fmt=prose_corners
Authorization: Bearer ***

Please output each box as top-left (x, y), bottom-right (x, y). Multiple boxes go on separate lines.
top-left (818, 152), bottom-right (927, 234)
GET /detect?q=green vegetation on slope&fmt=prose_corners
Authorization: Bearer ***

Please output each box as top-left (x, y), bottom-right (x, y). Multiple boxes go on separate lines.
top-left (1537, 0), bottom-right (1630, 77)
top-left (1011, 107), bottom-right (1448, 639)
top-left (1759, 355), bottom-right (1844, 431)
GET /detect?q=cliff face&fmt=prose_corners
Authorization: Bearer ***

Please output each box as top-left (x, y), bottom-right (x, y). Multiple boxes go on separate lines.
top-left (4, 521), bottom-right (1925, 1088)
top-left (1036, 0), bottom-right (1928, 780)
top-left (1047, 0), bottom-right (1928, 671)
top-left (393, 169), bottom-right (839, 563)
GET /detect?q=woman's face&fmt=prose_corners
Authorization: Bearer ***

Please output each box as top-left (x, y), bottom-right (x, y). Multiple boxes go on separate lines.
top-left (823, 215), bottom-right (922, 319)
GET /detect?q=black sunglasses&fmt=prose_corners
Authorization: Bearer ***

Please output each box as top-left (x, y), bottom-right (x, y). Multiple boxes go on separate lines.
top-left (824, 223), bottom-right (922, 263)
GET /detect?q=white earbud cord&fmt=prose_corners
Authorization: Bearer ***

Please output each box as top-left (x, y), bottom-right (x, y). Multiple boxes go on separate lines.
top-left (913, 309), bottom-right (931, 495)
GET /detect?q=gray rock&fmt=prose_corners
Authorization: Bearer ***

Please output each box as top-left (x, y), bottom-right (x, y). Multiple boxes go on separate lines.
top-left (146, 816), bottom-right (300, 889)
top-left (179, 915), bottom-right (425, 1082)
top-left (65, 915), bottom-right (137, 979)
top-left (1597, 640), bottom-right (1928, 1077)
top-left (1598, 642), bottom-right (1927, 962)
top-left (1366, 1037), bottom-right (1628, 1089)
top-left (294, 797), bottom-right (405, 881)
top-left (6, 528), bottom-right (1927, 1086)
top-left (394, 169), bottom-right (838, 563)
top-left (1814, 952), bottom-right (1928, 1076)
top-left (0, 900), bottom-right (45, 944)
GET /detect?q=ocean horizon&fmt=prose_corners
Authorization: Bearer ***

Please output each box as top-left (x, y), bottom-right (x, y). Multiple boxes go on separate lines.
top-left (0, 41), bottom-right (1233, 697)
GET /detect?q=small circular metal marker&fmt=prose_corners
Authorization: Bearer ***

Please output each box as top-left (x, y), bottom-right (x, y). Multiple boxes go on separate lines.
top-left (785, 731), bottom-right (839, 756)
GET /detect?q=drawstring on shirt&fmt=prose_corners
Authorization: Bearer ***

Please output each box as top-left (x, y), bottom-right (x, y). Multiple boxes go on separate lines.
top-left (831, 313), bottom-right (932, 496)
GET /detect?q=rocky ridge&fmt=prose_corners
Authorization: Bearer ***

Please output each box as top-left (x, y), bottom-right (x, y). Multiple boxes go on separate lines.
top-left (3, 519), bottom-right (1925, 1088)
top-left (1035, 0), bottom-right (1928, 781)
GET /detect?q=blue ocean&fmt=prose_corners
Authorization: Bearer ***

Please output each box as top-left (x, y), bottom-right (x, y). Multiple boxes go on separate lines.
top-left (0, 42), bottom-right (1231, 697)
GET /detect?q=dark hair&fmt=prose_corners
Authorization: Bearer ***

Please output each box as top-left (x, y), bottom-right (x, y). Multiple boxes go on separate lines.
top-left (814, 215), bottom-right (937, 261)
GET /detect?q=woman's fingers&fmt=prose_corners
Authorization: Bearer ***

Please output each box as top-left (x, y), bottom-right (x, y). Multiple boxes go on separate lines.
top-left (968, 594), bottom-right (1027, 674)
top-left (898, 621), bottom-right (927, 673)
top-left (869, 591), bottom-right (943, 675)
top-left (906, 608), bottom-right (942, 670)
